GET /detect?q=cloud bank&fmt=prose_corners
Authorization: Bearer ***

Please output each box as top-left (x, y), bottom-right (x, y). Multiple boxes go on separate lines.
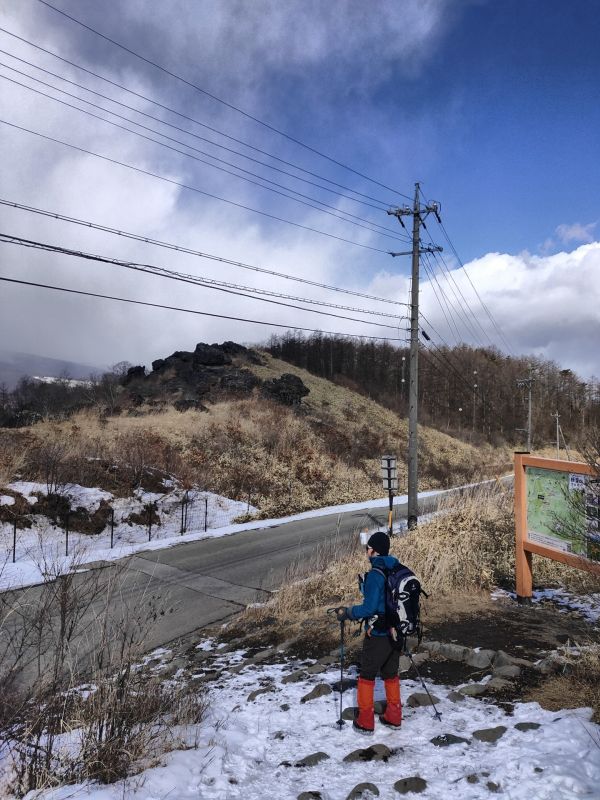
top-left (0, 1), bottom-right (598, 383)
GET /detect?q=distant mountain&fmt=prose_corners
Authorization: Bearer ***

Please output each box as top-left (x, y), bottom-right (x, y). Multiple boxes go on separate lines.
top-left (0, 350), bottom-right (103, 389)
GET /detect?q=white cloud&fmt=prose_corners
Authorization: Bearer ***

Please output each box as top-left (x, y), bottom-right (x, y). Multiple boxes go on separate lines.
top-left (1, 2), bottom-right (598, 385)
top-left (408, 244), bottom-right (600, 379)
top-left (555, 221), bottom-right (597, 245)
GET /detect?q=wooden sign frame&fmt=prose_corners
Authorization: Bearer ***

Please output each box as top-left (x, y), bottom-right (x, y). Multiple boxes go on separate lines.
top-left (514, 453), bottom-right (600, 602)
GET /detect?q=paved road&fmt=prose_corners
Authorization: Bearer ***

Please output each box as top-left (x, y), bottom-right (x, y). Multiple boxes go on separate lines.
top-left (4, 482), bottom-right (503, 683)
top-left (92, 490), bottom-right (447, 648)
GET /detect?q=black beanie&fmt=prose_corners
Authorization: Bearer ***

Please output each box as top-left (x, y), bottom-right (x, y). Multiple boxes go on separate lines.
top-left (367, 531), bottom-right (390, 556)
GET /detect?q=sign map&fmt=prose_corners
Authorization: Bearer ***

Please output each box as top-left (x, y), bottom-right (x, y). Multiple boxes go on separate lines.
top-left (526, 466), bottom-right (600, 562)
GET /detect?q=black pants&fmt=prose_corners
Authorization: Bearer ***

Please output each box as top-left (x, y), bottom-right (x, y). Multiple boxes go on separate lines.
top-left (360, 634), bottom-right (400, 681)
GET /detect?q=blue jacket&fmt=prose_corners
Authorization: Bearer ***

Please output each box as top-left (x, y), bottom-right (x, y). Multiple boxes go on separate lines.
top-left (348, 554), bottom-right (400, 636)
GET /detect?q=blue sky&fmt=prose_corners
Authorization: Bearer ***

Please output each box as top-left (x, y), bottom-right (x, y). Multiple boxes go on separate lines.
top-left (0, 0), bottom-right (598, 377)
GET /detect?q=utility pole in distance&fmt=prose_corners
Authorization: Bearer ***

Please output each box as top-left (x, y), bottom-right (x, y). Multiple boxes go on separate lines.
top-left (388, 182), bottom-right (442, 529)
top-left (516, 371), bottom-right (535, 452)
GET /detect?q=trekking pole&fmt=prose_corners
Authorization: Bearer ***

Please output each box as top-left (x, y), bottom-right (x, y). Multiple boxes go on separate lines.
top-left (405, 648), bottom-right (442, 722)
top-left (338, 619), bottom-right (345, 729)
top-left (327, 608), bottom-right (346, 729)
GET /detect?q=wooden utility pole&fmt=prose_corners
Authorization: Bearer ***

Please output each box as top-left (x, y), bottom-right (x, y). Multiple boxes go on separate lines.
top-left (517, 371), bottom-right (535, 452)
top-left (388, 183), bottom-right (442, 528)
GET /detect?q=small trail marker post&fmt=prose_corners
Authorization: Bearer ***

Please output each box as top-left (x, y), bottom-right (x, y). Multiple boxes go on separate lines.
top-left (65, 512), bottom-right (70, 557)
top-left (381, 455), bottom-right (398, 535)
top-left (514, 453), bottom-right (600, 602)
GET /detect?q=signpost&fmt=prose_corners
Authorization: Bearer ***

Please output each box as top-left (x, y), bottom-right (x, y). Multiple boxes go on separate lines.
top-left (514, 453), bottom-right (600, 602)
top-left (381, 455), bottom-right (398, 536)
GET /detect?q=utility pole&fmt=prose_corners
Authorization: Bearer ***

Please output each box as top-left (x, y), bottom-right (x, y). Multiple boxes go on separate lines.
top-left (551, 409), bottom-right (571, 460)
top-left (516, 371), bottom-right (535, 452)
top-left (388, 183), bottom-right (442, 529)
top-left (472, 370), bottom-right (478, 431)
top-left (552, 410), bottom-right (560, 458)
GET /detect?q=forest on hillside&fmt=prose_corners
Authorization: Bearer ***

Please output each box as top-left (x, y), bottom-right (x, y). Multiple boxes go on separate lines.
top-left (268, 333), bottom-right (600, 448)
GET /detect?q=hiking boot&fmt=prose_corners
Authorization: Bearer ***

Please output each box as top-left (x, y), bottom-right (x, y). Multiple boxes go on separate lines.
top-left (379, 676), bottom-right (402, 728)
top-left (354, 677), bottom-right (375, 734)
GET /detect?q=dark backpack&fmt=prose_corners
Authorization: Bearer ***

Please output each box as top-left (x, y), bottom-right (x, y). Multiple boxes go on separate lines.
top-left (373, 564), bottom-right (427, 650)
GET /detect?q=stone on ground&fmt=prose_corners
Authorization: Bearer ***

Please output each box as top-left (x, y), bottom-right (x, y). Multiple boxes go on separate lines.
top-left (294, 752), bottom-right (330, 768)
top-left (458, 683), bottom-right (487, 696)
top-left (301, 684), bottom-right (332, 703)
top-left (344, 744), bottom-right (393, 763)
top-left (430, 733), bottom-right (470, 747)
top-left (346, 782), bottom-right (380, 799)
top-left (394, 776), bottom-right (427, 794)
top-left (247, 685), bottom-right (275, 701)
top-left (407, 692), bottom-right (441, 707)
top-left (515, 721), bottom-right (541, 731)
top-left (493, 664), bottom-right (521, 679)
top-left (465, 649), bottom-right (496, 669)
top-left (472, 726), bottom-right (507, 743)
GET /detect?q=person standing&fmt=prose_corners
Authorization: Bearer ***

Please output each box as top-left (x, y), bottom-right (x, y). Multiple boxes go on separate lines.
top-left (336, 530), bottom-right (402, 733)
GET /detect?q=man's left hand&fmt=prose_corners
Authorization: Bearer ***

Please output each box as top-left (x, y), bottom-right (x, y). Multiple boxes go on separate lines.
top-left (335, 606), bottom-right (350, 621)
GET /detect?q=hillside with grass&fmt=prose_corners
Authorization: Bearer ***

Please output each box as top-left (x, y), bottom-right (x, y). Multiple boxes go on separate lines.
top-left (0, 344), bottom-right (510, 521)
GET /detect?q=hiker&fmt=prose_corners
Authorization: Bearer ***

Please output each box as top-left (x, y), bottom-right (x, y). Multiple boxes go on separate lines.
top-left (335, 531), bottom-right (402, 734)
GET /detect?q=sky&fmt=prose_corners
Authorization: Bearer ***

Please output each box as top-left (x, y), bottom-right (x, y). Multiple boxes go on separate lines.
top-left (0, 0), bottom-right (599, 380)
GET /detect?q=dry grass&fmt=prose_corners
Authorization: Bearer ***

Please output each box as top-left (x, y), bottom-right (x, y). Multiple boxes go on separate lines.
top-left (6, 352), bottom-right (511, 519)
top-left (525, 643), bottom-right (600, 723)
top-left (239, 483), bottom-right (600, 645)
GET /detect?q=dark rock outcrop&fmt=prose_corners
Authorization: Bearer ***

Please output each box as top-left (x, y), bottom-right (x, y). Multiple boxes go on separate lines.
top-left (262, 373), bottom-right (310, 406)
top-left (123, 342), bottom-right (307, 409)
top-left (123, 365), bottom-right (145, 384)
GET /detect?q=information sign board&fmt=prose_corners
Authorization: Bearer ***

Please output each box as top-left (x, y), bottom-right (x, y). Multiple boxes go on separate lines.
top-left (526, 467), bottom-right (600, 560)
top-left (514, 454), bottom-right (600, 601)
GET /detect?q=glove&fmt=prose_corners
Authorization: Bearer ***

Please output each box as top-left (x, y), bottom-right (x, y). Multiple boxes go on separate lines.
top-left (335, 606), bottom-right (351, 621)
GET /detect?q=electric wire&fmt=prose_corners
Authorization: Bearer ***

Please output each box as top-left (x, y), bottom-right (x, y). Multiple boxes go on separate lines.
top-left (0, 70), bottom-right (407, 243)
top-left (0, 198), bottom-right (405, 307)
top-left (421, 254), bottom-right (462, 345)
top-left (421, 220), bottom-right (500, 349)
top-left (0, 118), bottom-right (393, 255)
top-left (35, 0), bottom-right (414, 202)
top-left (425, 248), bottom-right (491, 347)
top-left (0, 45), bottom-right (398, 216)
top-left (0, 233), bottom-right (408, 330)
top-left (437, 219), bottom-right (515, 355)
top-left (432, 248), bottom-right (496, 348)
top-left (0, 275), bottom-right (410, 342)
top-left (419, 180), bottom-right (514, 354)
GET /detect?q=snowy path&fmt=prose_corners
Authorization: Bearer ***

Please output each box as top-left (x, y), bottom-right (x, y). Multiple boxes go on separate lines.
top-left (6, 641), bottom-right (598, 800)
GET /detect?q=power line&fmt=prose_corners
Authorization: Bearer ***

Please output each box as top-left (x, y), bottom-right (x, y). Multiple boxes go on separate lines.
top-left (423, 243), bottom-right (490, 347)
top-left (421, 254), bottom-right (462, 345)
top-left (35, 0), bottom-right (414, 202)
top-left (0, 274), bottom-right (410, 342)
top-left (0, 198), bottom-right (405, 307)
top-left (0, 69), bottom-right (408, 244)
top-left (0, 45), bottom-right (396, 216)
top-left (0, 233), bottom-right (408, 330)
top-left (0, 118), bottom-right (393, 254)
top-left (436, 218), bottom-right (515, 355)
top-left (0, 28), bottom-right (396, 210)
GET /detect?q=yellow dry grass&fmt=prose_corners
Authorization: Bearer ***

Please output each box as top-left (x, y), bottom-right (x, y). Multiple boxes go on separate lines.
top-left (4, 354), bottom-right (511, 516)
top-left (525, 643), bottom-right (600, 723)
top-left (241, 482), bottom-right (600, 635)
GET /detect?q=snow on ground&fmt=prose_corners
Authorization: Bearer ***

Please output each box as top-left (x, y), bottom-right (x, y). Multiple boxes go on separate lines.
top-left (6, 642), bottom-right (599, 800)
top-left (492, 587), bottom-right (600, 626)
top-left (0, 482), bottom-right (256, 591)
top-left (0, 478), bottom-right (505, 592)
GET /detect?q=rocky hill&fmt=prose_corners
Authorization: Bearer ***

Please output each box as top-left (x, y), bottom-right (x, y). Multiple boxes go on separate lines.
top-left (0, 341), bottom-right (510, 520)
